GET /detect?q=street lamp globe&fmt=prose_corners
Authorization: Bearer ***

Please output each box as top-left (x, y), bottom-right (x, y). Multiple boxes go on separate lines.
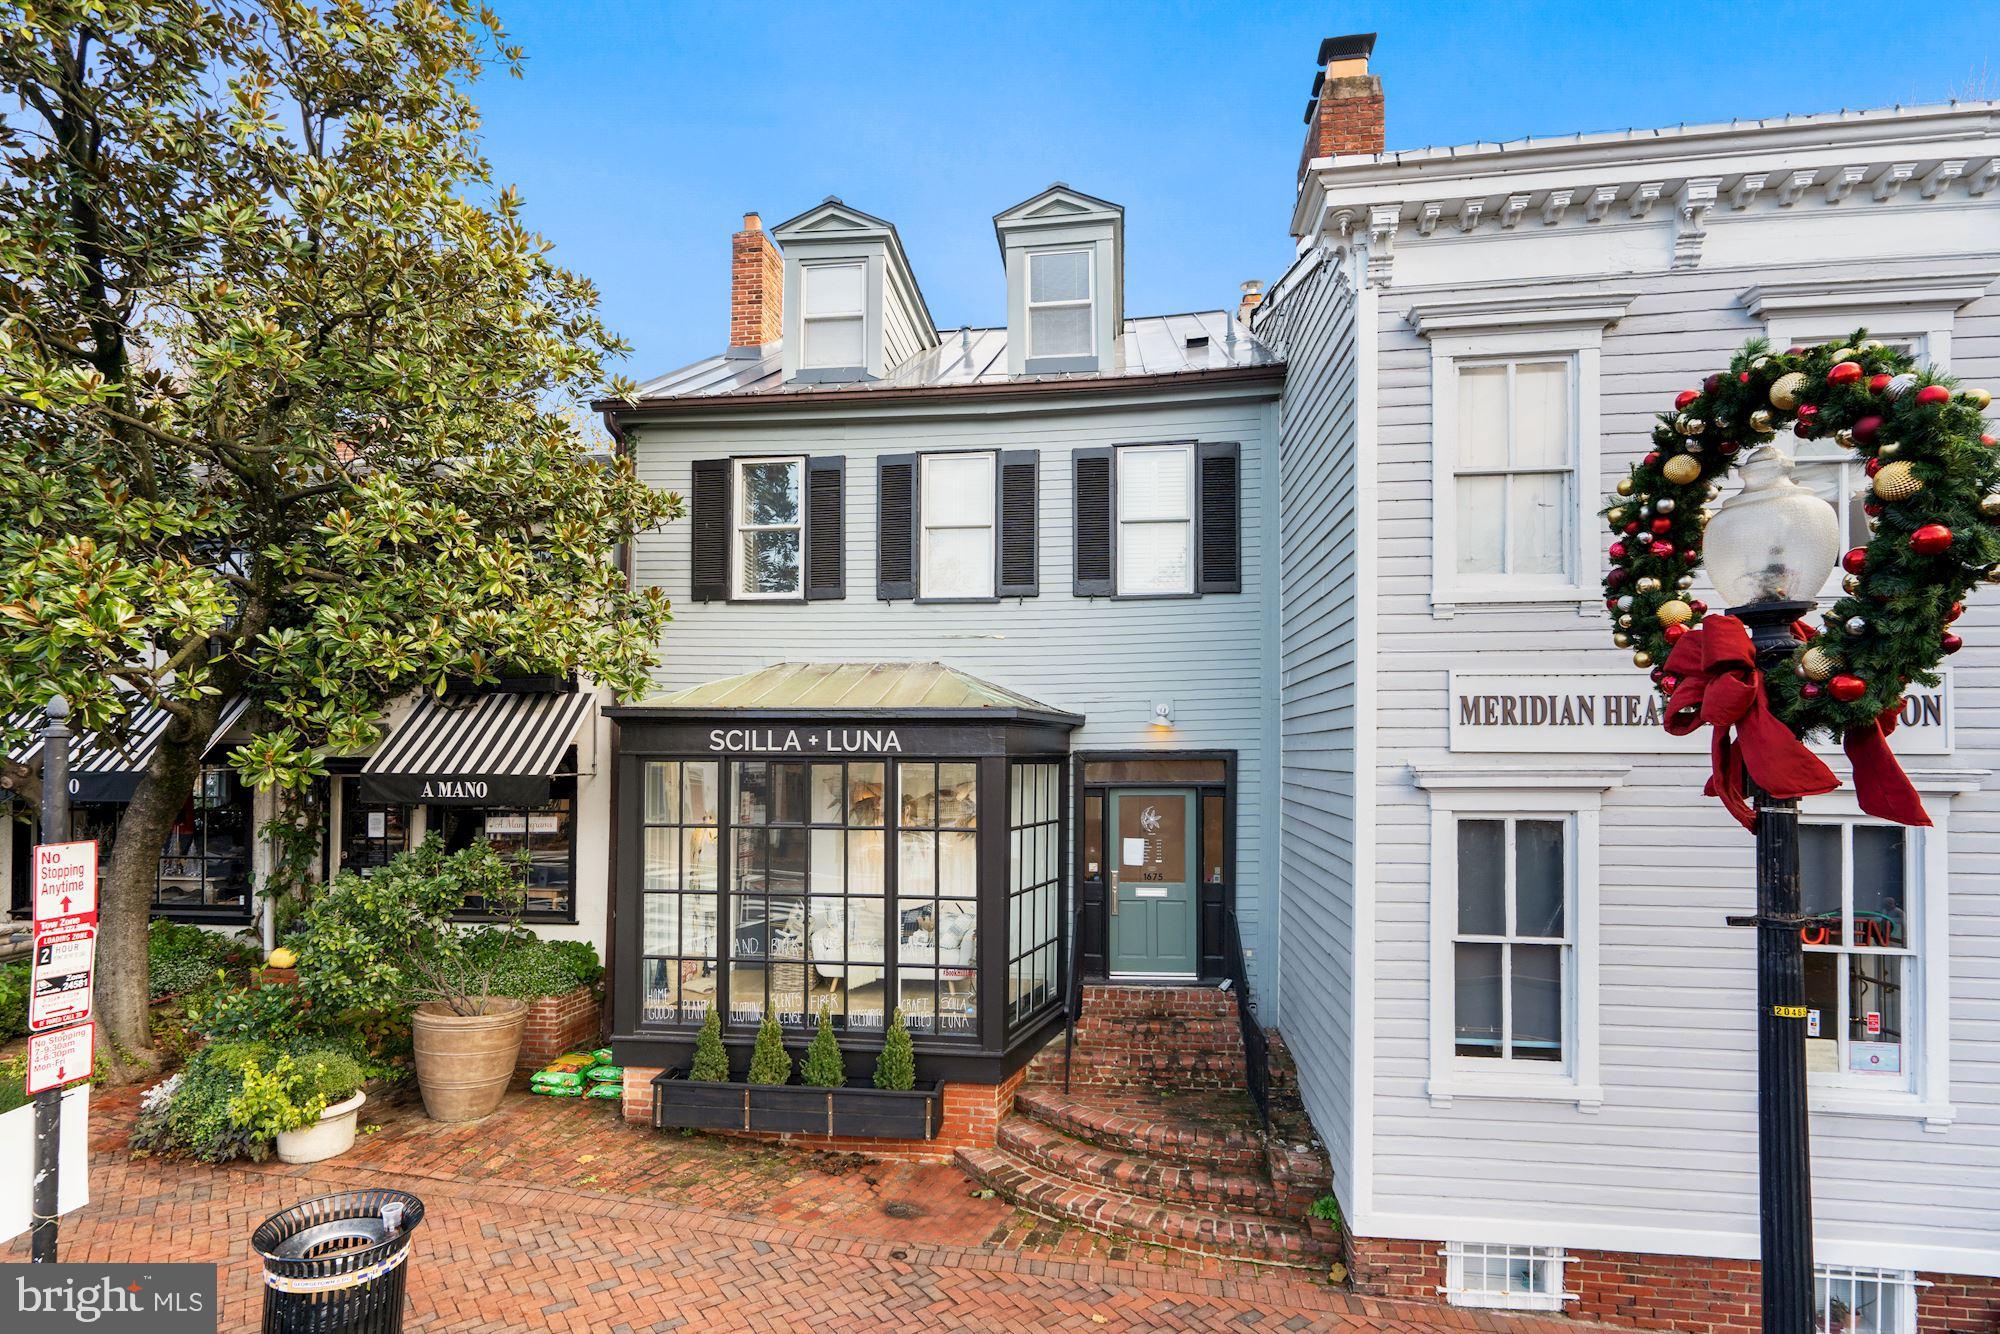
top-left (1702, 443), bottom-right (1842, 609)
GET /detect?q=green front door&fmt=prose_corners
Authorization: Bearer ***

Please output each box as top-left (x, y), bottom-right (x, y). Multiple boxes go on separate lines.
top-left (1109, 790), bottom-right (1198, 977)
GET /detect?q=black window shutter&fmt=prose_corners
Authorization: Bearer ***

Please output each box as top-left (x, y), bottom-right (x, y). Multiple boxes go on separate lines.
top-left (1197, 441), bottom-right (1242, 594)
top-left (876, 454), bottom-right (917, 600)
top-left (997, 450), bottom-right (1039, 597)
top-left (1072, 447), bottom-right (1115, 597)
top-left (690, 458), bottom-right (731, 602)
top-left (806, 456), bottom-right (845, 600)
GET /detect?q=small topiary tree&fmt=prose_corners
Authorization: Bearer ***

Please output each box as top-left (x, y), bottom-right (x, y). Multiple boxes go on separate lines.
top-left (688, 1007), bottom-right (730, 1082)
top-left (746, 1012), bottom-right (791, 1085)
top-left (800, 1008), bottom-right (845, 1088)
top-left (873, 1008), bottom-right (915, 1091)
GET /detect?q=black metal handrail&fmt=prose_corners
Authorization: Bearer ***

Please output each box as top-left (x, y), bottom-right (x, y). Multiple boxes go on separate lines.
top-left (1222, 902), bottom-right (1270, 1129)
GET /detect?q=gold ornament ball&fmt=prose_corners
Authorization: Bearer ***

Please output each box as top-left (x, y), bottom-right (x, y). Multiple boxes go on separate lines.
top-left (1661, 454), bottom-right (1703, 485)
top-left (1632, 650), bottom-right (1653, 668)
top-left (1842, 574), bottom-right (1861, 595)
top-left (1608, 506), bottom-right (1628, 524)
top-left (1618, 613), bottom-right (1633, 628)
top-left (1801, 645), bottom-right (1842, 682)
top-left (1769, 371), bottom-right (1809, 410)
top-left (1636, 576), bottom-right (1662, 593)
top-left (1980, 492), bottom-right (2000, 519)
top-left (1830, 347), bottom-right (1855, 362)
top-left (1751, 355), bottom-right (1772, 371)
top-left (1872, 460), bottom-right (1923, 501)
top-left (1677, 575), bottom-right (1695, 589)
top-left (1613, 632), bottom-right (1631, 648)
top-left (1749, 408), bottom-right (1776, 433)
top-left (1879, 441), bottom-right (1901, 459)
top-left (1967, 388), bottom-right (1993, 411)
top-left (1676, 414), bottom-right (1706, 436)
top-left (1860, 339), bottom-right (1885, 352)
top-left (1657, 599), bottom-right (1693, 627)
top-left (1834, 428), bottom-right (1855, 448)
top-left (1616, 478), bottom-right (1635, 496)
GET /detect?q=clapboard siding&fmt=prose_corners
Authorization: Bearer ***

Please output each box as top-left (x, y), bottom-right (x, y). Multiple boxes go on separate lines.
top-left (1267, 250), bottom-right (1364, 1206)
top-left (629, 383), bottom-right (1283, 999)
top-left (1365, 249), bottom-right (2000, 1263)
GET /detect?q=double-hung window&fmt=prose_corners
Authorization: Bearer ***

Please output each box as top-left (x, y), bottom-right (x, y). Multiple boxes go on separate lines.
top-left (1800, 820), bottom-right (1919, 1091)
top-left (1453, 816), bottom-right (1570, 1065)
top-left (800, 262), bottom-right (866, 371)
top-left (1452, 358), bottom-right (1576, 588)
top-left (920, 452), bottom-right (996, 598)
top-left (731, 457), bottom-right (805, 599)
top-left (1816, 1265), bottom-right (1919, 1334)
top-left (1027, 249), bottom-right (1093, 360)
top-left (1116, 443), bottom-right (1195, 595)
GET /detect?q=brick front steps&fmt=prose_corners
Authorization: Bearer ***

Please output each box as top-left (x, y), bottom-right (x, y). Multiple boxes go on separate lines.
top-left (960, 984), bottom-right (1340, 1271)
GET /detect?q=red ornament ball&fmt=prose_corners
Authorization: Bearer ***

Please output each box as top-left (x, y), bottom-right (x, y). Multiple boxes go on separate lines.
top-left (1864, 501), bottom-right (1885, 517)
top-left (1869, 373), bottom-right (1893, 392)
top-left (1644, 451), bottom-right (1661, 467)
top-left (1801, 682), bottom-right (1823, 699)
top-left (1653, 541), bottom-right (1676, 559)
top-left (1852, 415), bottom-right (1883, 445)
top-left (1798, 403), bottom-right (1819, 420)
top-left (1948, 602), bottom-right (1965, 622)
top-left (1942, 631), bottom-right (1965, 655)
top-left (1984, 435), bottom-right (1997, 448)
top-left (1916, 384), bottom-right (1951, 406)
top-left (1690, 600), bottom-right (1708, 613)
top-left (1606, 568), bottom-right (1627, 588)
top-left (1787, 346), bottom-right (1806, 356)
top-left (1842, 548), bottom-right (1869, 576)
top-left (1829, 675), bottom-right (1868, 702)
top-left (1704, 374), bottom-right (1723, 394)
top-left (1719, 439), bottom-right (1741, 456)
top-left (1652, 517), bottom-right (1673, 535)
top-left (1739, 372), bottom-right (1751, 383)
top-left (1865, 457), bottom-right (1882, 476)
top-left (1662, 673), bottom-right (1681, 691)
top-left (1608, 541), bottom-right (1627, 560)
top-left (1664, 623), bottom-right (1688, 642)
top-left (1675, 389), bottom-right (1699, 409)
top-left (1624, 520), bottom-right (1640, 534)
top-left (1828, 361), bottom-right (1863, 385)
top-left (1910, 523), bottom-right (1954, 556)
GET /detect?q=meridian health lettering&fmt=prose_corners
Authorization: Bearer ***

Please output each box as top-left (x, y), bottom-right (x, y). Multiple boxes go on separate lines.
top-left (707, 728), bottom-right (903, 754)
top-left (1456, 691), bottom-right (1945, 731)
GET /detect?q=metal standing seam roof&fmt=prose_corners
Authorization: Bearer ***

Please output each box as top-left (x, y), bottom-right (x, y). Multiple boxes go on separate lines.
top-left (624, 311), bottom-right (1280, 404)
top-left (363, 690), bottom-right (596, 780)
top-left (7, 695), bottom-right (250, 774)
top-left (624, 663), bottom-right (1082, 724)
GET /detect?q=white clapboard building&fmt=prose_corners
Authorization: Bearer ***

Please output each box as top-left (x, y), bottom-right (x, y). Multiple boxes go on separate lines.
top-left (1254, 33), bottom-right (2000, 1327)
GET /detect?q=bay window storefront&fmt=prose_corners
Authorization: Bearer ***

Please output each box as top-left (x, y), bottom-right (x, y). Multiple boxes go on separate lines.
top-left (609, 665), bottom-right (1078, 1082)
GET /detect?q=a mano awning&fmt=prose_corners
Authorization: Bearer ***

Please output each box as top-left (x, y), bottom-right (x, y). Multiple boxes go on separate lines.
top-left (360, 689), bottom-right (594, 806)
top-left (8, 696), bottom-right (250, 803)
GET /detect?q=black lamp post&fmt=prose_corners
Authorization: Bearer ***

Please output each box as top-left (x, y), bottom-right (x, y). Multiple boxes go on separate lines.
top-left (1702, 443), bottom-right (1842, 1334)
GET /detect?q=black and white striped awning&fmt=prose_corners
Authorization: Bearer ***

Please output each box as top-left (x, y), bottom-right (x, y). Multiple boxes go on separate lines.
top-left (7, 696), bottom-right (250, 803)
top-left (360, 690), bottom-right (594, 806)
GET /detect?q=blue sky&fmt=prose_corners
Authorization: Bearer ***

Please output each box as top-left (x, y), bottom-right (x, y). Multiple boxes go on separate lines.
top-left (476, 1), bottom-right (2000, 380)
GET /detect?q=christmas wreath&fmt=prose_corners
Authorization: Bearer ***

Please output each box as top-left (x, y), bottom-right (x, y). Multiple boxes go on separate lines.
top-left (1602, 334), bottom-right (1996, 824)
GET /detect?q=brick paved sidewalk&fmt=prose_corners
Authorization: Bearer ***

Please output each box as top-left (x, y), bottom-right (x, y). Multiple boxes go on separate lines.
top-left (9, 1086), bottom-right (1612, 1332)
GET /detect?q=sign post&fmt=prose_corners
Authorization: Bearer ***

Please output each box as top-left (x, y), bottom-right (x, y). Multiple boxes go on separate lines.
top-left (31, 696), bottom-right (76, 1264)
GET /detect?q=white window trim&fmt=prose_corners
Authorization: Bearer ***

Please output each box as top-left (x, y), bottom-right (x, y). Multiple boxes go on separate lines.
top-left (729, 455), bottom-right (806, 601)
top-left (1415, 764), bottom-right (1623, 1111)
top-left (1440, 1240), bottom-right (1573, 1312)
top-left (799, 261), bottom-right (867, 371)
top-left (1816, 1264), bottom-right (1923, 1334)
top-left (1425, 328), bottom-right (1602, 619)
top-left (1025, 246), bottom-right (1094, 361)
top-left (1114, 442), bottom-right (1196, 597)
top-left (1799, 780), bottom-right (1965, 1131)
top-left (918, 450), bottom-right (996, 600)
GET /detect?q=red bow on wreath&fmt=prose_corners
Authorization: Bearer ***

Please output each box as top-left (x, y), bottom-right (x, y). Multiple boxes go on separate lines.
top-left (1661, 615), bottom-right (1929, 830)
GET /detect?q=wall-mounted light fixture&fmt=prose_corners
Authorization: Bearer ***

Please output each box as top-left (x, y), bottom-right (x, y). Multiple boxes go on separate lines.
top-left (1149, 698), bottom-right (1175, 727)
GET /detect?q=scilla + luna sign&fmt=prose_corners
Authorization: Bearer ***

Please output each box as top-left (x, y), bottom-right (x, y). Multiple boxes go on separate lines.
top-left (706, 728), bottom-right (903, 755)
top-left (1448, 669), bottom-right (1950, 757)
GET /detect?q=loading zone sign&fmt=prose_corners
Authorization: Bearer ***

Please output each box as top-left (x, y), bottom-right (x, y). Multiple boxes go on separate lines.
top-left (30, 924), bottom-right (97, 1032)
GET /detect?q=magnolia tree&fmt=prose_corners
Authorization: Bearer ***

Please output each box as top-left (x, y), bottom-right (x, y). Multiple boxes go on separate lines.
top-left (0, 1), bottom-right (677, 1073)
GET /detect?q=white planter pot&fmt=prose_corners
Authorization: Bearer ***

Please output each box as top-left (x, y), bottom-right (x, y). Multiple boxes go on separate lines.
top-left (276, 1090), bottom-right (365, 1165)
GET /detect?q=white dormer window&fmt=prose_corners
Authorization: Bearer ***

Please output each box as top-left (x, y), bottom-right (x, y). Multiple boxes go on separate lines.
top-left (801, 262), bottom-right (866, 371)
top-left (1027, 249), bottom-right (1094, 360)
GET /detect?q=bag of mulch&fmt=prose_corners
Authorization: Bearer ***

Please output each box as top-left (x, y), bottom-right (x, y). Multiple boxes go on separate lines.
top-left (531, 1069), bottom-right (584, 1090)
top-left (584, 1064), bottom-right (623, 1084)
top-left (530, 1083), bottom-right (583, 1097)
top-left (585, 1083), bottom-right (622, 1100)
top-left (591, 1048), bottom-right (613, 1065)
top-left (548, 1052), bottom-right (595, 1071)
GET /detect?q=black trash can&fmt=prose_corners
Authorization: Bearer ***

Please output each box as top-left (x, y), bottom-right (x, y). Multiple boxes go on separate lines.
top-left (251, 1188), bottom-right (425, 1333)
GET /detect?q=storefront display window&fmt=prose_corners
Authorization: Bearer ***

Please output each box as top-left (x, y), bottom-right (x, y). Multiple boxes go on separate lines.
top-left (897, 761), bottom-right (979, 1036)
top-left (1801, 821), bottom-right (1913, 1088)
top-left (437, 776), bottom-right (577, 920)
top-left (154, 766), bottom-right (252, 913)
top-left (641, 760), bottom-right (721, 1025)
top-left (1453, 815), bottom-right (1568, 1063)
top-left (338, 776), bottom-right (410, 875)
top-left (1007, 762), bottom-right (1063, 1028)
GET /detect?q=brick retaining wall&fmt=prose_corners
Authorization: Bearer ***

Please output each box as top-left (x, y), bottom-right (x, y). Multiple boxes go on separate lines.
top-left (1348, 1234), bottom-right (2000, 1332)
top-left (518, 986), bottom-right (603, 1072)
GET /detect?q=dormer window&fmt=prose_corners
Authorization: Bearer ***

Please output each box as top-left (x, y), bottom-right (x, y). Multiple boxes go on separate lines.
top-left (1027, 249), bottom-right (1094, 361)
top-left (801, 262), bottom-right (866, 371)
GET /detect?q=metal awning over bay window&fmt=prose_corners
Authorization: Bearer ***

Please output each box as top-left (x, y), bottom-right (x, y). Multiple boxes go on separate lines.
top-left (360, 688), bottom-right (595, 806)
top-left (607, 662), bottom-right (1080, 1084)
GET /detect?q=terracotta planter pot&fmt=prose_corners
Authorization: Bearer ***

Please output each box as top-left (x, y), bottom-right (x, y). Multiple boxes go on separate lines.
top-left (412, 998), bottom-right (528, 1122)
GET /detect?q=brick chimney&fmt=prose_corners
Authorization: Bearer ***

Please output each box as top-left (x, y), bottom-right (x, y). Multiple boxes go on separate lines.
top-left (1236, 280), bottom-right (1264, 325)
top-left (729, 212), bottom-right (782, 353)
top-left (1298, 33), bottom-right (1383, 180)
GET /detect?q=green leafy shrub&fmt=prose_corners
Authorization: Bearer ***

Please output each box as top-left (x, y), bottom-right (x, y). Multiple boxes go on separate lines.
top-left (470, 931), bottom-right (603, 1001)
top-left (746, 1013), bottom-right (790, 1085)
top-left (133, 1041), bottom-right (278, 1162)
top-left (288, 1046), bottom-right (365, 1104)
top-left (1308, 1195), bottom-right (1343, 1226)
top-left (873, 1008), bottom-right (915, 1091)
top-left (688, 1008), bottom-right (730, 1082)
top-left (800, 1008), bottom-right (845, 1088)
top-left (188, 982), bottom-right (310, 1046)
top-left (0, 961), bottom-right (27, 1042)
top-left (147, 919), bottom-right (253, 1001)
top-left (227, 1054), bottom-right (328, 1137)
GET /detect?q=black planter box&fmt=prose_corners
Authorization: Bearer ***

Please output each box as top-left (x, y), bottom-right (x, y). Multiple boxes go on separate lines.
top-left (651, 1072), bottom-right (940, 1140)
